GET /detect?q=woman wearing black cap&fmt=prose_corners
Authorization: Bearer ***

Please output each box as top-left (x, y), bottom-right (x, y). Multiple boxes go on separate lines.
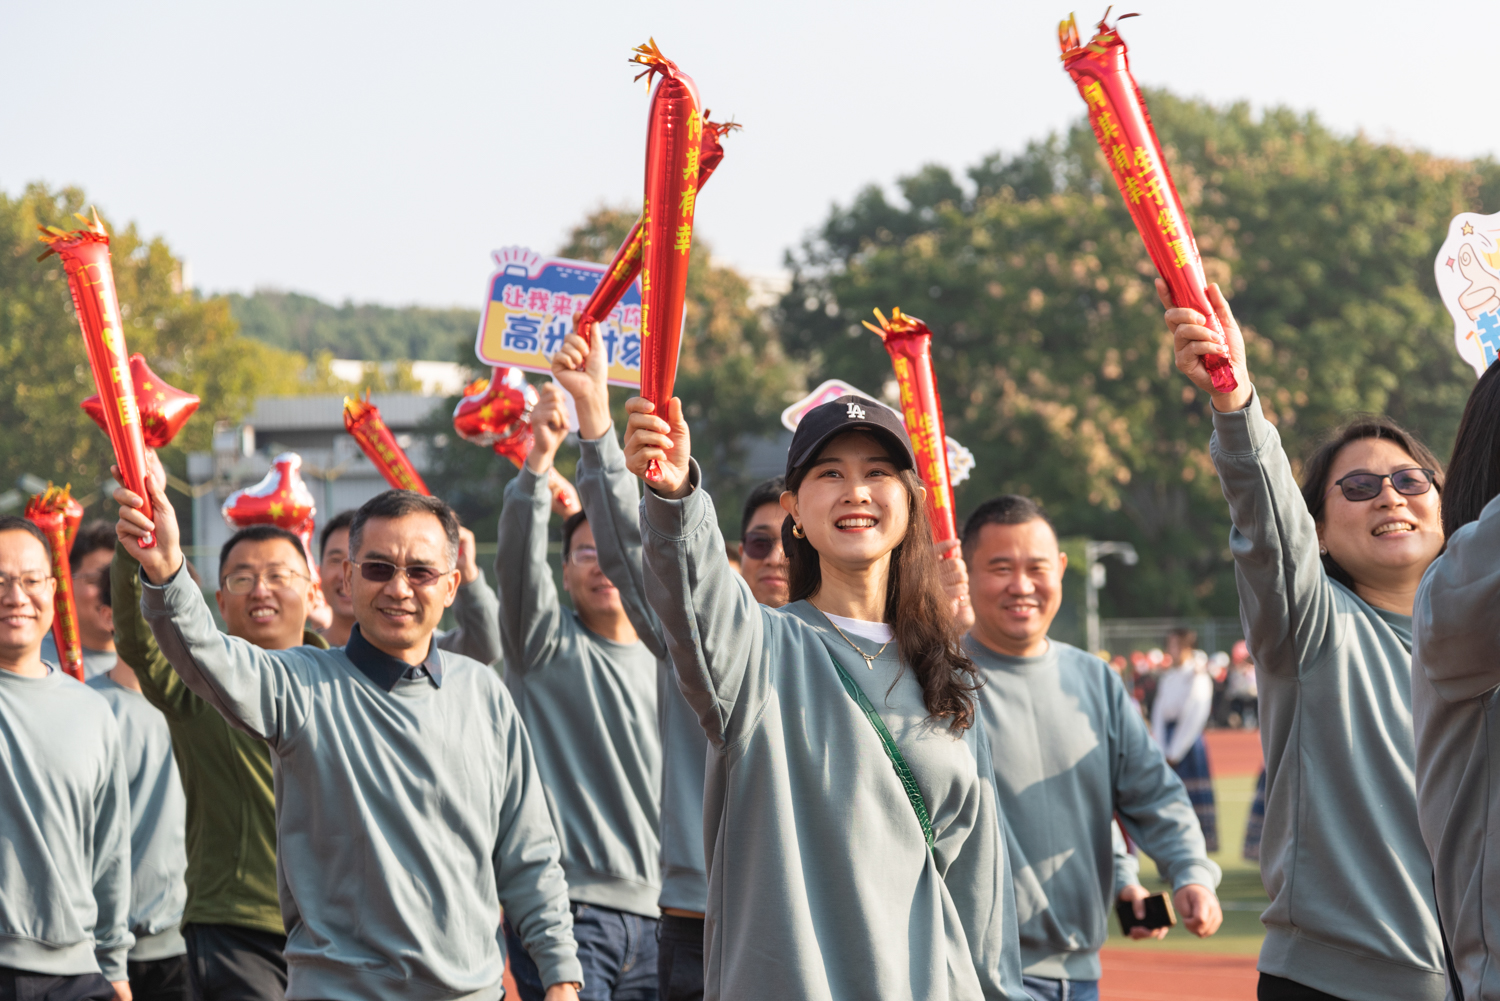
top-left (622, 394), bottom-right (1028, 1001)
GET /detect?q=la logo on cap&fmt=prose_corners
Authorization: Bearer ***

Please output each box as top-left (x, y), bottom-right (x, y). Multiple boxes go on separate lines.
top-left (846, 402), bottom-right (866, 420)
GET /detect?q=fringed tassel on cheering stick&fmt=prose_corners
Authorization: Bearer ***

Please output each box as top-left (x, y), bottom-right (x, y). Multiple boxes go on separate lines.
top-left (630, 39), bottom-right (702, 482)
top-left (25, 486), bottom-right (86, 681)
top-left (1059, 9), bottom-right (1237, 394)
top-left (577, 113), bottom-right (739, 335)
top-left (343, 392), bottom-right (430, 494)
top-left (863, 309), bottom-right (959, 546)
top-left (39, 210), bottom-right (159, 546)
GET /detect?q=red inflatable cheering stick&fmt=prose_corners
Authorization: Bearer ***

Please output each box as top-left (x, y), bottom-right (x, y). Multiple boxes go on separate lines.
top-left (82, 354), bottom-right (200, 448)
top-left (222, 452), bottom-right (320, 582)
top-left (862, 308), bottom-right (959, 546)
top-left (25, 485), bottom-right (86, 681)
top-left (343, 392), bottom-right (430, 494)
top-left (39, 210), bottom-right (158, 545)
top-left (1059, 11), bottom-right (1237, 394)
top-left (631, 39), bottom-right (703, 481)
top-left (577, 113), bottom-right (739, 334)
top-left (452, 370), bottom-right (580, 515)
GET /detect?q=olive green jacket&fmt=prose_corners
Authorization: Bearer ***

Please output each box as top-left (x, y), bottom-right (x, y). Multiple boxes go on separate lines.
top-left (112, 543), bottom-right (327, 935)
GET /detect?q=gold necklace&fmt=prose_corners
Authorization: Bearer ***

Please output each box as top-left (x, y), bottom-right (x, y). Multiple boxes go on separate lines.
top-left (820, 610), bottom-right (892, 670)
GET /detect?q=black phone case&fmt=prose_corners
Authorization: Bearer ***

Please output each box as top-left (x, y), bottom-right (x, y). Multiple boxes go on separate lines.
top-left (1116, 892), bottom-right (1177, 932)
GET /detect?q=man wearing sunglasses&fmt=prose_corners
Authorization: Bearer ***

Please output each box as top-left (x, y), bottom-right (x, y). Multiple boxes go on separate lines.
top-left (737, 478), bottom-right (790, 610)
top-left (117, 468), bottom-right (582, 1001)
top-left (496, 323), bottom-right (665, 1001)
top-left (0, 516), bottom-right (133, 1001)
top-left (111, 502), bottom-right (331, 1001)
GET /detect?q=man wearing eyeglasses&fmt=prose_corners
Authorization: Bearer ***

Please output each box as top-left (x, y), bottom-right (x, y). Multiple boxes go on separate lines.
top-left (111, 510), bottom-right (330, 1001)
top-left (496, 325), bottom-right (663, 1001)
top-left (117, 466), bottom-right (582, 1001)
top-left (0, 516), bottom-right (134, 1001)
top-left (41, 520), bottom-right (120, 679)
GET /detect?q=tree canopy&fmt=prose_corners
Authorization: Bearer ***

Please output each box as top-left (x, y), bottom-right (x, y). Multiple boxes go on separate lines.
top-left (227, 289), bottom-right (479, 364)
top-left (778, 92), bottom-right (1500, 617)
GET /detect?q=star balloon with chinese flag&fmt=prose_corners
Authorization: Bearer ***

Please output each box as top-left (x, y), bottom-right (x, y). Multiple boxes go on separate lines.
top-left (39, 210), bottom-right (159, 545)
top-left (452, 369), bottom-right (580, 515)
top-left (222, 452), bottom-right (321, 583)
top-left (81, 353), bottom-right (200, 448)
top-left (1059, 10), bottom-right (1237, 394)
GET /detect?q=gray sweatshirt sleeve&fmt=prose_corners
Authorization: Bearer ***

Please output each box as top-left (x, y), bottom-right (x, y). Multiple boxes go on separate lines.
top-left (92, 723), bottom-right (135, 981)
top-left (945, 724), bottom-right (1031, 1001)
top-left (1109, 672), bottom-right (1221, 892)
top-left (140, 566), bottom-right (311, 748)
top-left (1414, 493), bottom-right (1500, 701)
top-left (1210, 389), bottom-right (1338, 677)
top-left (497, 467), bottom-right (566, 673)
top-left (576, 428), bottom-right (667, 661)
top-left (492, 691), bottom-right (583, 989)
top-left (1112, 821), bottom-right (1141, 897)
top-left (639, 466), bottom-right (768, 749)
top-left (436, 576), bottom-right (502, 665)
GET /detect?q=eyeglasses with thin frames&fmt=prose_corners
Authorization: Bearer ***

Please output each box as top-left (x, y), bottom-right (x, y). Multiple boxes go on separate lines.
top-left (567, 547), bottom-right (599, 568)
top-left (1326, 468), bottom-right (1437, 503)
top-left (0, 572), bottom-right (53, 598)
top-left (223, 569), bottom-right (310, 595)
top-left (350, 560), bottom-right (454, 587)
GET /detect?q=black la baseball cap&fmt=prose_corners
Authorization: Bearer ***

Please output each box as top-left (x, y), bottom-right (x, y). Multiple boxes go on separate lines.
top-left (786, 395), bottom-right (917, 479)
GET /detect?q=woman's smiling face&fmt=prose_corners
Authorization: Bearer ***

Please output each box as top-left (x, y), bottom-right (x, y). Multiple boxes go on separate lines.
top-left (781, 432), bottom-right (913, 570)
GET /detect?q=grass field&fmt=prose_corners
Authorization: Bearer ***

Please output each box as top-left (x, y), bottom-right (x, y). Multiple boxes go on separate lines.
top-left (1107, 773), bottom-right (1268, 956)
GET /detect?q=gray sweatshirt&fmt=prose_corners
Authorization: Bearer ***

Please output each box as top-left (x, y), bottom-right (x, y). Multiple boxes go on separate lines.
top-left (86, 676), bottom-right (189, 961)
top-left (141, 565), bottom-right (581, 1000)
top-left (1211, 391), bottom-right (1446, 1001)
top-left (639, 469), bottom-right (1030, 1001)
top-left (1412, 491), bottom-right (1500, 1001)
top-left (41, 634), bottom-right (116, 679)
top-left (0, 667), bottom-right (133, 981)
top-left (438, 577), bottom-right (503, 665)
top-left (968, 638), bottom-right (1219, 980)
top-left (497, 455), bottom-right (662, 918)
top-left (574, 430), bottom-right (707, 913)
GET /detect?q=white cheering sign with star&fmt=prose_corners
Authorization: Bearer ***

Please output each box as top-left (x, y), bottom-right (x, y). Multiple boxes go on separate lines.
top-left (1435, 211), bottom-right (1500, 377)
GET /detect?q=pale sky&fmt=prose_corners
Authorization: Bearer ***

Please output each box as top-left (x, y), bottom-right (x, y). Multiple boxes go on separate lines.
top-left (4, 1), bottom-right (1496, 311)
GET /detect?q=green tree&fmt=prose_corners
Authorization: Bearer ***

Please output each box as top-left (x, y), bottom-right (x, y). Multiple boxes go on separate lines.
top-left (0, 183), bottom-right (327, 522)
top-left (779, 93), bottom-right (1500, 619)
top-left (228, 289), bottom-right (480, 362)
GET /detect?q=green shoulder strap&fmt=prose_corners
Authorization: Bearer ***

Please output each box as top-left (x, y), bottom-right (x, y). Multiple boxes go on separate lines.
top-left (828, 655), bottom-right (935, 851)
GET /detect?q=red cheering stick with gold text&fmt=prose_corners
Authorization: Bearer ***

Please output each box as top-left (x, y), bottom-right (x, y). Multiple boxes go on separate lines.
top-left (1060, 11), bottom-right (1237, 394)
top-left (343, 392), bottom-right (430, 494)
top-left (82, 353), bottom-right (199, 448)
top-left (863, 308), bottom-right (959, 546)
top-left (577, 113), bottom-right (738, 334)
top-left (39, 210), bottom-right (159, 545)
top-left (631, 39), bottom-right (702, 481)
top-left (25, 486), bottom-right (86, 681)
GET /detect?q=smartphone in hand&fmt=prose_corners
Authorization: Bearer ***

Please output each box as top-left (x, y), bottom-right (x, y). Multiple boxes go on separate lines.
top-left (1116, 892), bottom-right (1177, 934)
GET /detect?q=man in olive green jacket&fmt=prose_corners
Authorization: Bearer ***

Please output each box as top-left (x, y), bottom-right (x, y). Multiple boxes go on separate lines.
top-left (113, 525), bottom-right (328, 1001)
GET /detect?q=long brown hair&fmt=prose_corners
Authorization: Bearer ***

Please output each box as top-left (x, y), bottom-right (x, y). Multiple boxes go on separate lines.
top-left (1297, 415), bottom-right (1444, 589)
top-left (782, 454), bottom-right (980, 732)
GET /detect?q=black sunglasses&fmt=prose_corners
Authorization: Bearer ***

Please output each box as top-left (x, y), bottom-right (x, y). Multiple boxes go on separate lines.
top-left (351, 560), bottom-right (451, 587)
top-left (742, 533), bottom-right (783, 560)
top-left (1329, 468), bottom-right (1437, 503)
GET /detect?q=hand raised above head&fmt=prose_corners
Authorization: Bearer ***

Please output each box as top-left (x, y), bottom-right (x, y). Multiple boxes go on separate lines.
top-left (934, 538), bottom-right (974, 631)
top-left (552, 317), bottom-right (611, 439)
top-left (114, 449), bottom-right (183, 584)
top-left (526, 383), bottom-right (572, 474)
top-left (622, 396), bottom-right (691, 499)
top-left (1157, 279), bottom-right (1253, 413)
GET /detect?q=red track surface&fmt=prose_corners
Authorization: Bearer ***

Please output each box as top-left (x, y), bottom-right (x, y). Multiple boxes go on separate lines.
top-left (1099, 948), bottom-right (1258, 999)
top-left (1203, 728), bottom-right (1262, 778)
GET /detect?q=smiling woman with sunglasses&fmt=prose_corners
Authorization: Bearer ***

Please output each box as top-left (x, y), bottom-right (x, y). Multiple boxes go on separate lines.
top-left (1164, 281), bottom-right (1447, 1001)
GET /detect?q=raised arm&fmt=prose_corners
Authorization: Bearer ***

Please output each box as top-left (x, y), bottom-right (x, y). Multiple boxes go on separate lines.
top-left (624, 396), bottom-right (768, 748)
top-left (1414, 493), bottom-right (1500, 701)
top-left (92, 721), bottom-right (134, 985)
top-left (111, 541), bottom-right (204, 720)
top-left (553, 322), bottom-right (666, 659)
top-left (436, 525), bottom-right (503, 665)
top-left (116, 461), bottom-right (309, 748)
top-left (496, 388), bottom-right (572, 673)
top-left (1163, 280), bottom-right (1335, 675)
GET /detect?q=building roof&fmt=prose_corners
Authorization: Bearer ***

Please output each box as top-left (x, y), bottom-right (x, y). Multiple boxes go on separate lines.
top-left (247, 394), bottom-right (444, 433)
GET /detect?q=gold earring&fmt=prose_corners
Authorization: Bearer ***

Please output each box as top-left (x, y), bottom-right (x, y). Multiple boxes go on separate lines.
top-left (791, 523), bottom-right (805, 538)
